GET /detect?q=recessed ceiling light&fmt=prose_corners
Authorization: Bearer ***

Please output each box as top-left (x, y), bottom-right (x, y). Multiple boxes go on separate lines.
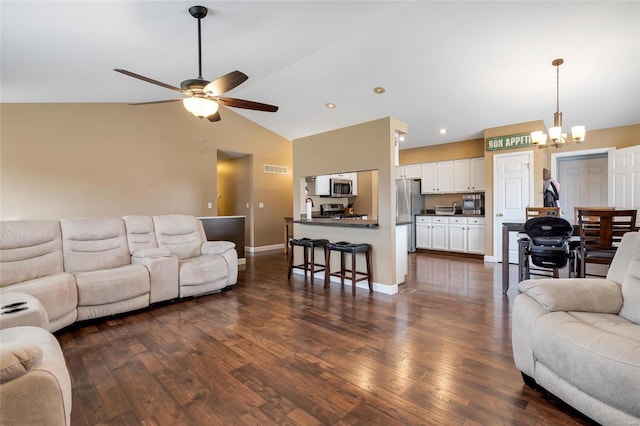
top-left (325, 103), bottom-right (336, 109)
top-left (373, 86), bottom-right (386, 94)
top-left (439, 128), bottom-right (447, 134)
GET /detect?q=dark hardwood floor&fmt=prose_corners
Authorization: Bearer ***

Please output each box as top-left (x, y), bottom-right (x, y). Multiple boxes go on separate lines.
top-left (57, 251), bottom-right (597, 425)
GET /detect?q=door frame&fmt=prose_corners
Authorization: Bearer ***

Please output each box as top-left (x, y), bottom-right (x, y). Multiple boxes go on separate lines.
top-left (492, 150), bottom-right (534, 262)
top-left (550, 147), bottom-right (614, 179)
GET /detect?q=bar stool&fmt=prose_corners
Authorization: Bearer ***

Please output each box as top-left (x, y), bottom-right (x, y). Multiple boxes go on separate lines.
top-left (324, 241), bottom-right (373, 295)
top-left (288, 238), bottom-right (329, 282)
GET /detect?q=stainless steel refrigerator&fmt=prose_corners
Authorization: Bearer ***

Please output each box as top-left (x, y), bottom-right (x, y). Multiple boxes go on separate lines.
top-left (396, 179), bottom-right (423, 252)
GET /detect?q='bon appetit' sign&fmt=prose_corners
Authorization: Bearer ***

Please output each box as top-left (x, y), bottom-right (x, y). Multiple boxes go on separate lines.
top-left (486, 133), bottom-right (533, 151)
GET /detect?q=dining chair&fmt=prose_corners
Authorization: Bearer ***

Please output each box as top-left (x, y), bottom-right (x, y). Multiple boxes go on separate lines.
top-left (519, 207), bottom-right (563, 279)
top-left (576, 208), bottom-right (638, 277)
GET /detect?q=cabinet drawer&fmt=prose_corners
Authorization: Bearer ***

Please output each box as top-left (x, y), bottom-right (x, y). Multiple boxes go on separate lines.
top-left (448, 217), bottom-right (466, 224)
top-left (416, 216), bottom-right (432, 224)
top-left (432, 217), bottom-right (448, 224)
top-left (467, 217), bottom-right (485, 225)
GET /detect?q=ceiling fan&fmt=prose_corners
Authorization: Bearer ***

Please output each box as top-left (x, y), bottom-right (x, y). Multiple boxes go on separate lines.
top-left (114, 5), bottom-right (278, 122)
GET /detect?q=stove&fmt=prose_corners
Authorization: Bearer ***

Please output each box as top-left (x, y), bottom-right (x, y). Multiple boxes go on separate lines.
top-left (320, 203), bottom-right (345, 216)
top-left (320, 203), bottom-right (365, 219)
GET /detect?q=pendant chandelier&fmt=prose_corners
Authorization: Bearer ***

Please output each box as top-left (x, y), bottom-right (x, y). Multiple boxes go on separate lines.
top-left (531, 58), bottom-right (586, 148)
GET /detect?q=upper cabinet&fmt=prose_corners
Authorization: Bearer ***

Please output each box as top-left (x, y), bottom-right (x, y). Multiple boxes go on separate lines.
top-left (421, 161), bottom-right (453, 194)
top-left (396, 164), bottom-right (421, 180)
top-left (315, 175), bottom-right (331, 196)
top-left (453, 158), bottom-right (485, 192)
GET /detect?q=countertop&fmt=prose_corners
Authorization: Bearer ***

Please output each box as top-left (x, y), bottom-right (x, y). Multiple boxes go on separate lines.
top-left (293, 218), bottom-right (378, 228)
top-left (416, 214), bottom-right (485, 218)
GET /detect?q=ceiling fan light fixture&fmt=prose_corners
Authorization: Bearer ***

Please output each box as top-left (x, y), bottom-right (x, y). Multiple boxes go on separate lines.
top-left (183, 97), bottom-right (219, 119)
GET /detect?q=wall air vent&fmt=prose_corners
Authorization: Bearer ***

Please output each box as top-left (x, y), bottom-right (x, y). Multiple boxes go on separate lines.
top-left (263, 164), bottom-right (288, 175)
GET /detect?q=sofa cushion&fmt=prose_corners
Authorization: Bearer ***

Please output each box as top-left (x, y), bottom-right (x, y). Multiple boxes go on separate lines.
top-left (123, 215), bottom-right (158, 254)
top-left (534, 311), bottom-right (640, 418)
top-left (619, 234), bottom-right (640, 323)
top-left (0, 273), bottom-right (77, 331)
top-left (153, 215), bottom-right (205, 260)
top-left (0, 220), bottom-right (64, 287)
top-left (60, 217), bottom-right (131, 273)
top-left (179, 255), bottom-right (227, 286)
top-left (0, 342), bottom-right (43, 383)
top-left (518, 278), bottom-right (623, 313)
top-left (75, 264), bottom-right (149, 306)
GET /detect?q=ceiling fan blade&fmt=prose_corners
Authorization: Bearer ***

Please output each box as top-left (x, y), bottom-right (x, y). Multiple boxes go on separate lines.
top-left (114, 69), bottom-right (183, 92)
top-left (203, 71), bottom-right (248, 96)
top-left (207, 111), bottom-right (222, 122)
top-left (129, 99), bottom-right (183, 106)
top-left (216, 97), bottom-right (279, 112)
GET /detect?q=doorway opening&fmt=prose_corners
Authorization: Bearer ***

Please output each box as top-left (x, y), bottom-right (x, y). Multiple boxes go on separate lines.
top-left (551, 148), bottom-right (614, 224)
top-left (217, 150), bottom-right (252, 247)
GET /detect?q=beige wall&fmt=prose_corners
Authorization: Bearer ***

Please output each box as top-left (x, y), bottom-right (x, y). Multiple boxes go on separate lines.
top-left (399, 138), bottom-right (485, 164)
top-left (293, 117), bottom-right (407, 288)
top-left (0, 103), bottom-right (292, 248)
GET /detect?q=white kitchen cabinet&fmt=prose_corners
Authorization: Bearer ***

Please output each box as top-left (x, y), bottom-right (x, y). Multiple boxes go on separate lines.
top-left (453, 160), bottom-right (471, 192)
top-left (448, 217), bottom-right (467, 252)
top-left (608, 145), bottom-right (640, 216)
top-left (396, 164), bottom-right (421, 180)
top-left (453, 158), bottom-right (485, 192)
top-left (315, 175), bottom-right (330, 196)
top-left (417, 215), bottom-right (483, 253)
top-left (467, 217), bottom-right (485, 254)
top-left (416, 215), bottom-right (448, 249)
top-left (447, 217), bottom-right (485, 254)
top-left (437, 161), bottom-right (454, 193)
top-left (421, 163), bottom-right (437, 193)
top-left (471, 158), bottom-right (485, 191)
top-left (415, 216), bottom-right (432, 249)
top-left (350, 172), bottom-right (358, 195)
top-left (431, 217), bottom-right (449, 250)
top-left (421, 161), bottom-right (453, 193)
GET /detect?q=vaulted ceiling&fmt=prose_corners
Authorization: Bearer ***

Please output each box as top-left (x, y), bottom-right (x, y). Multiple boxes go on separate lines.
top-left (2, 1), bottom-right (638, 149)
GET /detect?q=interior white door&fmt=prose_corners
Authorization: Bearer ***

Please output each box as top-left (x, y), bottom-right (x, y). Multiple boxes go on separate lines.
top-left (557, 154), bottom-right (608, 224)
top-left (494, 151), bottom-right (532, 263)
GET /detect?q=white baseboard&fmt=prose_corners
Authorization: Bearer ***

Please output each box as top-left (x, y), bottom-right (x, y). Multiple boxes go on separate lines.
top-left (292, 269), bottom-right (398, 295)
top-left (485, 255), bottom-right (497, 262)
top-left (247, 243), bottom-right (284, 253)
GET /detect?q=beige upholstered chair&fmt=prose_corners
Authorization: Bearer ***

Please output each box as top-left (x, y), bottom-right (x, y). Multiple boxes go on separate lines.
top-left (0, 220), bottom-right (77, 331)
top-left (152, 215), bottom-right (237, 297)
top-left (0, 326), bottom-right (72, 425)
top-left (60, 217), bottom-right (151, 321)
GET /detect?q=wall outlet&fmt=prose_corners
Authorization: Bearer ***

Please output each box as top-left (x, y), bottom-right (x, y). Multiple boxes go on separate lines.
top-left (207, 202), bottom-right (212, 209)
top-left (259, 202), bottom-right (264, 208)
top-left (246, 203), bottom-right (250, 208)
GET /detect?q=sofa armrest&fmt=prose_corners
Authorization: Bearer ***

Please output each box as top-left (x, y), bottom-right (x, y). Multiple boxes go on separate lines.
top-left (132, 248), bottom-right (172, 259)
top-left (0, 342), bottom-right (43, 383)
top-left (518, 278), bottom-right (623, 313)
top-left (201, 241), bottom-right (236, 256)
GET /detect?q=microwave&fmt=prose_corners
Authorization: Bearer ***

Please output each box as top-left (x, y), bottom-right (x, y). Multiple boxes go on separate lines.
top-left (330, 179), bottom-right (353, 197)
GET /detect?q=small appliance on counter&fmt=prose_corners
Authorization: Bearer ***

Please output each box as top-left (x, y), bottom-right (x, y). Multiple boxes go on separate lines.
top-left (435, 205), bottom-right (460, 215)
top-left (462, 193), bottom-right (484, 215)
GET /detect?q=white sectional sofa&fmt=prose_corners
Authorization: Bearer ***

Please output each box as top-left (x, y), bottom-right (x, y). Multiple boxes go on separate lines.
top-left (512, 231), bottom-right (640, 425)
top-left (0, 214), bottom-right (238, 425)
top-left (0, 214), bottom-right (238, 332)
